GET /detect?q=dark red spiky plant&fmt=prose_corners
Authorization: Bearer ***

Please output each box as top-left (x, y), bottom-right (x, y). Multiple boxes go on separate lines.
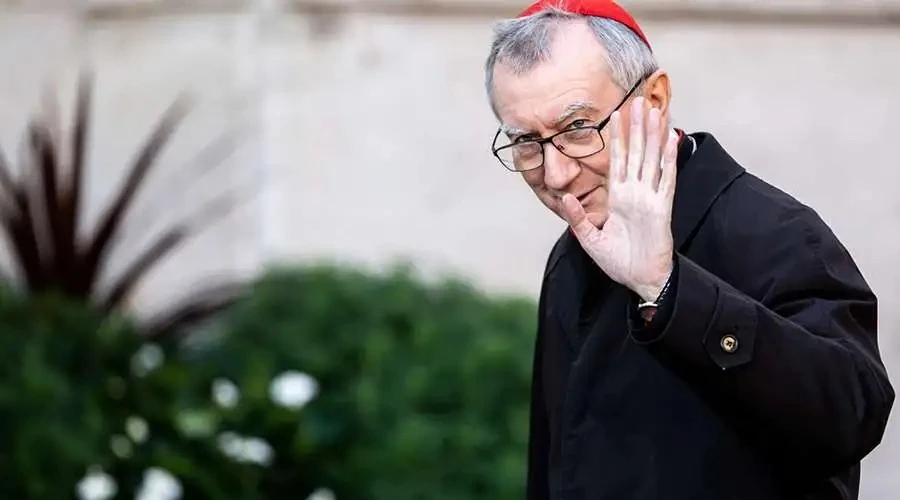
top-left (0, 72), bottom-right (247, 339)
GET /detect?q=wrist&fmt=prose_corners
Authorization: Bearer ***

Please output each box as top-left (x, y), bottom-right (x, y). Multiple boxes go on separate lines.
top-left (633, 260), bottom-right (674, 302)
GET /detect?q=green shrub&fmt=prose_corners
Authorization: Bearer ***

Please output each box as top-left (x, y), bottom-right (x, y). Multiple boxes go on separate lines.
top-left (0, 285), bottom-right (318, 499)
top-left (0, 289), bottom-right (142, 499)
top-left (0, 264), bottom-right (537, 499)
top-left (205, 263), bottom-right (537, 499)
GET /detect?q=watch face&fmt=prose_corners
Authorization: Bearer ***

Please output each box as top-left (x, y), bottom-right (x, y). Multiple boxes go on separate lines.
top-left (638, 305), bottom-right (658, 324)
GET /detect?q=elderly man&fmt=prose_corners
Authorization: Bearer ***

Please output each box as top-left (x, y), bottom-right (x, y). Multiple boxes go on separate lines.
top-left (484, 1), bottom-right (895, 499)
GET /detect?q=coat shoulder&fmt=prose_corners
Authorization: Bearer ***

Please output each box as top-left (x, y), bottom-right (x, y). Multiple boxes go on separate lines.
top-left (705, 168), bottom-right (870, 298)
top-left (716, 171), bottom-right (838, 250)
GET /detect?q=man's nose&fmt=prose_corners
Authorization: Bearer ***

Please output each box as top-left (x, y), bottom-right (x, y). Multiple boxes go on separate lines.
top-left (542, 143), bottom-right (580, 190)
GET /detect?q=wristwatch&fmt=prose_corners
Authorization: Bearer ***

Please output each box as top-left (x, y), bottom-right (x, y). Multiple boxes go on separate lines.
top-left (636, 272), bottom-right (673, 325)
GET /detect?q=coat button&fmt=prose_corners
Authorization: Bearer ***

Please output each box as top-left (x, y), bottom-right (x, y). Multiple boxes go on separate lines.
top-left (720, 334), bottom-right (739, 353)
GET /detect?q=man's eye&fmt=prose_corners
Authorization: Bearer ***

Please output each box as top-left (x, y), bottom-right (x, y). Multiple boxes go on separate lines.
top-left (514, 136), bottom-right (537, 144)
top-left (568, 119), bottom-right (588, 129)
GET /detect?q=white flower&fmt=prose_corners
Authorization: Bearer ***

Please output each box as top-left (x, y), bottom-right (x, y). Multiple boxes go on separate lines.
top-left (217, 431), bottom-right (242, 456)
top-left (217, 431), bottom-right (274, 466)
top-left (307, 487), bottom-right (336, 500)
top-left (242, 436), bottom-right (275, 466)
top-left (135, 467), bottom-right (182, 500)
top-left (269, 370), bottom-right (318, 409)
top-left (131, 344), bottom-right (164, 377)
top-left (109, 434), bottom-right (132, 458)
top-left (76, 468), bottom-right (117, 500)
top-left (211, 378), bottom-right (240, 408)
top-left (126, 415), bottom-right (149, 443)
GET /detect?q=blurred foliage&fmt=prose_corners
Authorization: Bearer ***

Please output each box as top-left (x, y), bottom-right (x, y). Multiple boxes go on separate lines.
top-left (0, 284), bottom-right (297, 499)
top-left (0, 263), bottom-right (537, 499)
top-left (0, 69), bottom-right (536, 499)
top-left (208, 264), bottom-right (537, 499)
top-left (0, 72), bottom-right (244, 341)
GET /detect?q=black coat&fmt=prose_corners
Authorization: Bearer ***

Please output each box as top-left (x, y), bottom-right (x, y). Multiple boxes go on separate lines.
top-left (526, 132), bottom-right (895, 500)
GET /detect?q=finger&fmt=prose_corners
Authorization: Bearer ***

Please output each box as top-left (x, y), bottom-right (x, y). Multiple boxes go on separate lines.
top-left (659, 108), bottom-right (670, 139)
top-left (658, 133), bottom-right (679, 199)
top-left (608, 111), bottom-right (625, 183)
top-left (626, 96), bottom-right (645, 181)
top-left (641, 107), bottom-right (662, 187)
top-left (560, 193), bottom-right (601, 243)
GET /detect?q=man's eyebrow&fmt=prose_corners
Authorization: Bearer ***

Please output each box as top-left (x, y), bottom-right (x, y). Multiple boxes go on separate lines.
top-left (499, 100), bottom-right (597, 138)
top-left (499, 123), bottom-right (530, 137)
top-left (554, 100), bottom-right (596, 127)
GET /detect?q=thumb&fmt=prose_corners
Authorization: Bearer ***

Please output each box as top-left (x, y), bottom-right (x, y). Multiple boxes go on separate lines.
top-left (560, 194), bottom-right (600, 243)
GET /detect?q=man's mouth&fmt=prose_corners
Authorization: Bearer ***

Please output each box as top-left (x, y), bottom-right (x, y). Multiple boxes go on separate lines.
top-left (576, 187), bottom-right (598, 204)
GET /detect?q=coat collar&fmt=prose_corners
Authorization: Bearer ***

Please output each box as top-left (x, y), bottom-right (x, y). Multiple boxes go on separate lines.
top-left (671, 132), bottom-right (745, 249)
top-left (545, 132), bottom-right (746, 278)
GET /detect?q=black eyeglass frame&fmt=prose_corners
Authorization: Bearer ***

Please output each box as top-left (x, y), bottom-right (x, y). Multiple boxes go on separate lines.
top-left (491, 76), bottom-right (647, 173)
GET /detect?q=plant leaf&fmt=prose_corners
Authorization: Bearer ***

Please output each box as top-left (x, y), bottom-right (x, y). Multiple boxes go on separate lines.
top-left (56, 72), bottom-right (93, 291)
top-left (0, 138), bottom-right (19, 204)
top-left (117, 122), bottom-right (247, 244)
top-left (78, 95), bottom-right (191, 297)
top-left (0, 144), bottom-right (23, 227)
top-left (99, 187), bottom-right (245, 313)
top-left (99, 226), bottom-right (187, 311)
top-left (3, 190), bottom-right (48, 290)
top-left (31, 123), bottom-right (64, 279)
top-left (22, 121), bottom-right (60, 286)
top-left (0, 126), bottom-right (51, 290)
top-left (143, 282), bottom-right (248, 340)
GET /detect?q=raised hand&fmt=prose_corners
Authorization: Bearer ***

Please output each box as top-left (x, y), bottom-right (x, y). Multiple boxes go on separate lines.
top-left (560, 96), bottom-right (678, 302)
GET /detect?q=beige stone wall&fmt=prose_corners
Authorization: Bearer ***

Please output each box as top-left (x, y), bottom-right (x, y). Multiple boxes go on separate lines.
top-left (1, 0), bottom-right (898, 496)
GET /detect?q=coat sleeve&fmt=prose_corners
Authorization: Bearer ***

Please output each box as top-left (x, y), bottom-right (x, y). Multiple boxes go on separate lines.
top-left (629, 207), bottom-right (895, 479)
top-left (526, 279), bottom-right (551, 500)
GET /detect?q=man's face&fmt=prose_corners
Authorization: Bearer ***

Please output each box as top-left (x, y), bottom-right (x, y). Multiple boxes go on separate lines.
top-left (491, 21), bottom-right (637, 228)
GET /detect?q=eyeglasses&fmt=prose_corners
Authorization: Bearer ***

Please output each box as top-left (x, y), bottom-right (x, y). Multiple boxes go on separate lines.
top-left (490, 77), bottom-right (645, 173)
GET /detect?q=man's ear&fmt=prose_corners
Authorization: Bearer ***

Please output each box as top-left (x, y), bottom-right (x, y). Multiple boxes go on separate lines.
top-left (643, 69), bottom-right (671, 116)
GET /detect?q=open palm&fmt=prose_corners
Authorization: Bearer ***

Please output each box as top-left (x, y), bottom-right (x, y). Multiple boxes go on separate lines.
top-left (561, 97), bottom-right (677, 301)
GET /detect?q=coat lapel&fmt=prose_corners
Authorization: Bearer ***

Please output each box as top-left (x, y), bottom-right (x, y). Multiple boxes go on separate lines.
top-left (545, 231), bottom-right (587, 351)
top-left (671, 133), bottom-right (746, 250)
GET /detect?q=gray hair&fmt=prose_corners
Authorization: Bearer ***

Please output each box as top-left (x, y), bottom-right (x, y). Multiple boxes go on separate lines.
top-left (484, 7), bottom-right (659, 114)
